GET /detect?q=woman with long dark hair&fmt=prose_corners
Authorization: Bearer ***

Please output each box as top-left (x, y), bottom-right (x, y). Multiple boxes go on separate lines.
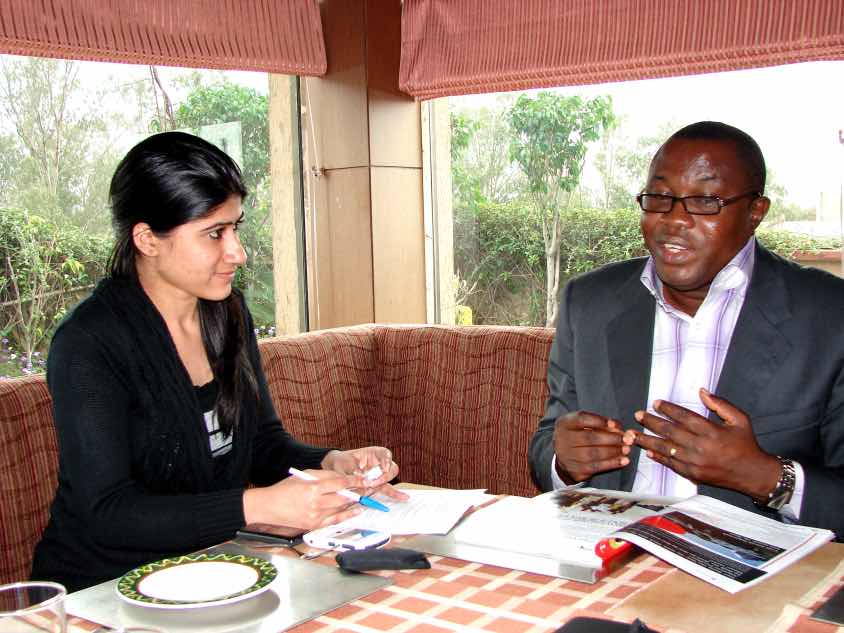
top-left (31, 132), bottom-right (404, 592)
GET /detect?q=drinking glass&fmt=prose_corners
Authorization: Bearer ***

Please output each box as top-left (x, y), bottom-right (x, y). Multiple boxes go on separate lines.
top-left (0, 581), bottom-right (66, 632)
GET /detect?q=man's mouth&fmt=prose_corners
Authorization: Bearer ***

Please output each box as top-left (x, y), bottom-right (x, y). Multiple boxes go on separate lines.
top-left (654, 239), bottom-right (693, 262)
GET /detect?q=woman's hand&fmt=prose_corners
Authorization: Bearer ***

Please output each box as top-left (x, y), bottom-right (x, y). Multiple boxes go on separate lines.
top-left (243, 469), bottom-right (367, 530)
top-left (321, 447), bottom-right (408, 501)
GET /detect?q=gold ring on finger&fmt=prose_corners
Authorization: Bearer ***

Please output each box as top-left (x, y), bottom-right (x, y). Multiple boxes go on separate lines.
top-left (669, 446), bottom-right (677, 457)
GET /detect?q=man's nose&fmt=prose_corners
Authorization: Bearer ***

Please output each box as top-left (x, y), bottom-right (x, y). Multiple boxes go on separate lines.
top-left (662, 198), bottom-right (694, 224)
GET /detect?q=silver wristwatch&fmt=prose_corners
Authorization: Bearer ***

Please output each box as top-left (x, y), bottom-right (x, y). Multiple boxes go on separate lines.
top-left (756, 456), bottom-right (796, 511)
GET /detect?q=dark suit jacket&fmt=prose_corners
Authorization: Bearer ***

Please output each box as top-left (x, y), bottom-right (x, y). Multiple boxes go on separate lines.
top-left (529, 243), bottom-right (844, 538)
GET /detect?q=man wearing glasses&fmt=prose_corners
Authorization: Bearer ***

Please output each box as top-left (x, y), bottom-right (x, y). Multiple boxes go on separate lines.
top-left (529, 121), bottom-right (844, 538)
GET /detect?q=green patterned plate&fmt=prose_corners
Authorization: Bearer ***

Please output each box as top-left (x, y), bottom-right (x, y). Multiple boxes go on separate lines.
top-left (115, 552), bottom-right (278, 609)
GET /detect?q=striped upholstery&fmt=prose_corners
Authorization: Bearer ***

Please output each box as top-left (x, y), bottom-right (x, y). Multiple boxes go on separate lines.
top-left (371, 325), bottom-right (553, 496)
top-left (0, 376), bottom-right (58, 586)
top-left (260, 325), bottom-right (381, 450)
top-left (0, 324), bottom-right (554, 585)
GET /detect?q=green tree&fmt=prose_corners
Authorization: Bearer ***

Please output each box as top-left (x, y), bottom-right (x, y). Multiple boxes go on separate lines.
top-left (593, 118), bottom-right (636, 210)
top-left (173, 81), bottom-right (269, 204)
top-left (594, 121), bottom-right (679, 211)
top-left (0, 56), bottom-right (115, 231)
top-left (450, 110), bottom-right (483, 211)
top-left (453, 200), bottom-right (546, 325)
top-left (508, 92), bottom-right (614, 326)
top-left (172, 81), bottom-right (275, 327)
top-left (451, 104), bottom-right (529, 318)
top-left (1, 208), bottom-right (110, 376)
top-left (461, 104), bottom-right (524, 204)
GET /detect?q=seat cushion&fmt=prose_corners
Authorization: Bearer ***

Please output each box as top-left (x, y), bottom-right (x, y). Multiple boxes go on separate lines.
top-left (372, 325), bottom-right (553, 496)
top-left (259, 325), bottom-right (380, 450)
top-left (0, 376), bottom-right (58, 584)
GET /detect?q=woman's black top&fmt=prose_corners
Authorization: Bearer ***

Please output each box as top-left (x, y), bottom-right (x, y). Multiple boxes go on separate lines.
top-left (31, 278), bottom-right (329, 591)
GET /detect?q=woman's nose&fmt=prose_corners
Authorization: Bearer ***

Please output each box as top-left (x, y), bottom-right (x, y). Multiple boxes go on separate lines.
top-left (225, 233), bottom-right (247, 265)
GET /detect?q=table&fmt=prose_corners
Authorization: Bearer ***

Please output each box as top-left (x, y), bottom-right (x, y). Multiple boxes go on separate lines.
top-left (68, 541), bottom-right (844, 633)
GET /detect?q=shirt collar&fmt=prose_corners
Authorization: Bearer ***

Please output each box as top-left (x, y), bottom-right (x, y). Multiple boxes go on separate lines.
top-left (640, 236), bottom-right (756, 310)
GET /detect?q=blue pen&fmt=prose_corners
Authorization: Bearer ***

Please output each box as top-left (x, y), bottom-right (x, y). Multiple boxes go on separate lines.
top-left (288, 467), bottom-right (390, 512)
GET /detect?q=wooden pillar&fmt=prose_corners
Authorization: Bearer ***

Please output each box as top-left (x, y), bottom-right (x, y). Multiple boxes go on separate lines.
top-left (298, 0), bottom-right (426, 330)
top-left (268, 75), bottom-right (307, 334)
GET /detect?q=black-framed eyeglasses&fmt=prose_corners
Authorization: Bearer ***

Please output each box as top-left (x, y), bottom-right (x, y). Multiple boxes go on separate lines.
top-left (636, 191), bottom-right (760, 216)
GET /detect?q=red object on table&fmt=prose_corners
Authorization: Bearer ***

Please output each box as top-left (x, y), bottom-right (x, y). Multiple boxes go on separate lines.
top-left (595, 537), bottom-right (633, 564)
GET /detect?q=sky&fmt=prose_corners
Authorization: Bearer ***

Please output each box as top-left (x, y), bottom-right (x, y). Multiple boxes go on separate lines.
top-left (451, 61), bottom-right (844, 209)
top-left (3, 55), bottom-right (841, 210)
top-left (0, 55), bottom-right (270, 171)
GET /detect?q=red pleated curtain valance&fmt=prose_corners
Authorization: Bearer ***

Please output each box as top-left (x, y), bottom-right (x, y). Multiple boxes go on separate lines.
top-left (0, 0), bottom-right (327, 75)
top-left (399, 0), bottom-right (844, 99)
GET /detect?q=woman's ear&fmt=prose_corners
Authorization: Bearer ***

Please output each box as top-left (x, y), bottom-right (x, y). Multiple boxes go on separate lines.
top-left (132, 223), bottom-right (159, 257)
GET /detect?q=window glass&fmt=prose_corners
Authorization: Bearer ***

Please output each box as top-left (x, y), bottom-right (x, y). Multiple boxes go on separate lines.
top-left (0, 54), bottom-right (295, 378)
top-left (439, 61), bottom-right (844, 327)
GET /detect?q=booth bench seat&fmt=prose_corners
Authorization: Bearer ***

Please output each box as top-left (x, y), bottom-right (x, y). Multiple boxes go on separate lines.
top-left (0, 323), bottom-right (554, 585)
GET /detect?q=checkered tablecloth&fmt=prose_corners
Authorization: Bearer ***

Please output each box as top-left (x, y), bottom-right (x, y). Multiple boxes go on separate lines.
top-left (69, 548), bottom-right (844, 633)
top-left (289, 552), bottom-right (674, 633)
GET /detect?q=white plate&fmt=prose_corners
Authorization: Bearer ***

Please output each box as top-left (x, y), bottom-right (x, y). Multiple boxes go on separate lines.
top-left (116, 552), bottom-right (278, 609)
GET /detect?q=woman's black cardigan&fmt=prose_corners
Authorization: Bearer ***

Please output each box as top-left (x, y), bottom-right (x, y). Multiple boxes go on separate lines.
top-left (31, 279), bottom-right (329, 591)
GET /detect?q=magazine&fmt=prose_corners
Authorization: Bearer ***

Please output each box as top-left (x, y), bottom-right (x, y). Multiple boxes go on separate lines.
top-left (449, 487), bottom-right (834, 592)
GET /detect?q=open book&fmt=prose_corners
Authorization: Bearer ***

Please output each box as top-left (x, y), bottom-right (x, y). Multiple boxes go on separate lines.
top-left (449, 488), bottom-right (834, 593)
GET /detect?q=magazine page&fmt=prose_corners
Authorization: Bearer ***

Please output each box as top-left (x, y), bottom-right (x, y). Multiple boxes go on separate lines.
top-left (613, 494), bottom-right (835, 593)
top-left (450, 487), bottom-right (680, 567)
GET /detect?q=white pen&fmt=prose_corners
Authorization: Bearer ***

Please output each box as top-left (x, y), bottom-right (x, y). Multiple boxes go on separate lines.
top-left (288, 467), bottom-right (390, 512)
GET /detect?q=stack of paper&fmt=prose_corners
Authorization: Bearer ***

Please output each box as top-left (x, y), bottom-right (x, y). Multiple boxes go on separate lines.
top-left (332, 488), bottom-right (493, 535)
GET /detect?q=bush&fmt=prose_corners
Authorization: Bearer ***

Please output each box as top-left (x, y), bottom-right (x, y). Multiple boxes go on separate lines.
top-left (0, 206), bottom-right (279, 379)
top-left (756, 228), bottom-right (840, 255)
top-left (1, 207), bottom-right (111, 377)
top-left (455, 203), bottom-right (841, 326)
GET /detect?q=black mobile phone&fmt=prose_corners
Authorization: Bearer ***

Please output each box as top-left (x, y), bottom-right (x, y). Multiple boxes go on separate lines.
top-left (236, 523), bottom-right (306, 546)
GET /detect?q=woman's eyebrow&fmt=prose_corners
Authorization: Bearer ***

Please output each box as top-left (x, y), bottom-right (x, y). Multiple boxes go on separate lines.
top-left (199, 212), bottom-right (245, 231)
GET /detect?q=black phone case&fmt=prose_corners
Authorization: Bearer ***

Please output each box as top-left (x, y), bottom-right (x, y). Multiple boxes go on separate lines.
top-left (555, 617), bottom-right (657, 633)
top-left (335, 547), bottom-right (431, 572)
top-left (236, 524), bottom-right (305, 546)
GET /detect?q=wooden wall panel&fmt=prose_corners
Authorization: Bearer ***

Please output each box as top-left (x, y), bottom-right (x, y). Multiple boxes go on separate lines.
top-left (308, 0), bottom-right (368, 170)
top-left (367, 0), bottom-right (422, 169)
top-left (304, 0), bottom-right (425, 329)
top-left (306, 167), bottom-right (375, 329)
top-left (371, 167), bottom-right (426, 323)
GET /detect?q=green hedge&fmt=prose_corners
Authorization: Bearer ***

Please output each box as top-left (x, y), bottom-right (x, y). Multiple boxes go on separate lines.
top-left (1, 207), bottom-right (111, 377)
top-left (0, 206), bottom-right (277, 379)
top-left (455, 203), bottom-right (841, 326)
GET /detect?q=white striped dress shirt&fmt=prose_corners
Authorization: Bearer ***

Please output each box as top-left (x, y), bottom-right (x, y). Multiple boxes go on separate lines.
top-left (633, 236), bottom-right (756, 498)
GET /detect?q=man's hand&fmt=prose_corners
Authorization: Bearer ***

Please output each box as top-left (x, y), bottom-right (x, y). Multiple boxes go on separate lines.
top-left (553, 411), bottom-right (630, 484)
top-left (626, 388), bottom-right (781, 500)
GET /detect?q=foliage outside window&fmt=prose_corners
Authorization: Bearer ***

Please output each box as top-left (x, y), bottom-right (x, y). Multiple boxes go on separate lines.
top-left (0, 55), bottom-right (280, 379)
top-left (450, 64), bottom-right (843, 328)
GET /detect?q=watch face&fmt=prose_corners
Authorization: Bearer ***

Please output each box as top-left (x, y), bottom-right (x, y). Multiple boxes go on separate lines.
top-left (766, 491), bottom-right (790, 510)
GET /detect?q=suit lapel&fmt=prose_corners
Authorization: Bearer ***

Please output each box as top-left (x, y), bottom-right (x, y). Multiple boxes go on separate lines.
top-left (714, 245), bottom-right (793, 421)
top-left (604, 265), bottom-right (655, 491)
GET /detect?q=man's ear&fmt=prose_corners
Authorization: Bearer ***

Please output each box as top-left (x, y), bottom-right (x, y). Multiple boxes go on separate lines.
top-left (749, 195), bottom-right (770, 230)
top-left (132, 223), bottom-right (159, 257)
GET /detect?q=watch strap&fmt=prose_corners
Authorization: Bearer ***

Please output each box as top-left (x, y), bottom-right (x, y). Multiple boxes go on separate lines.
top-left (755, 456), bottom-right (796, 511)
